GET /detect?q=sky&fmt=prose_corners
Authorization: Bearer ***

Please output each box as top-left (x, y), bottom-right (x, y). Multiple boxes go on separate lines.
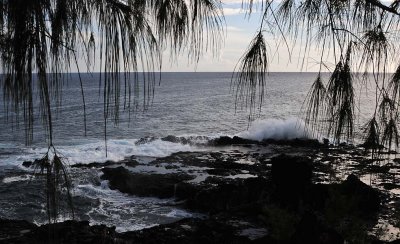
top-left (164, 0), bottom-right (326, 72)
top-left (70, 1), bottom-right (333, 73)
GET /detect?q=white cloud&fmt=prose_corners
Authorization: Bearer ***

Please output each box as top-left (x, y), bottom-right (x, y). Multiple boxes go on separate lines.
top-left (223, 7), bottom-right (245, 15)
top-left (222, 0), bottom-right (244, 3)
top-left (222, 0), bottom-right (263, 3)
top-left (226, 26), bottom-right (243, 32)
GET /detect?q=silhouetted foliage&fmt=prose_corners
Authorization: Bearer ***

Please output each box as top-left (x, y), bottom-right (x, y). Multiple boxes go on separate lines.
top-left (0, 0), bottom-right (224, 222)
top-left (0, 0), bottom-right (223, 146)
top-left (235, 0), bottom-right (400, 153)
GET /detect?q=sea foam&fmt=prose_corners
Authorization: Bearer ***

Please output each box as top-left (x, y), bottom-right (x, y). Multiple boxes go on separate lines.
top-left (59, 138), bottom-right (196, 164)
top-left (2, 138), bottom-right (198, 167)
top-left (236, 118), bottom-right (309, 141)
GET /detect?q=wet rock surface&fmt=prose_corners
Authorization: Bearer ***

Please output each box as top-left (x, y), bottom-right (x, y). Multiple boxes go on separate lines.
top-left (72, 158), bottom-right (139, 169)
top-left (101, 166), bottom-right (194, 198)
top-left (209, 136), bottom-right (323, 149)
top-left (5, 140), bottom-right (400, 243)
top-left (182, 177), bottom-right (271, 213)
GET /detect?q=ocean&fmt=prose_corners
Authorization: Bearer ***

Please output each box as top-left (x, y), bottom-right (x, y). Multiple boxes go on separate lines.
top-left (0, 72), bottom-right (377, 231)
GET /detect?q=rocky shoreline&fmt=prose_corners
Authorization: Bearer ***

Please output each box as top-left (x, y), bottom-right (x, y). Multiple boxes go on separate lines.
top-left (1, 137), bottom-right (400, 243)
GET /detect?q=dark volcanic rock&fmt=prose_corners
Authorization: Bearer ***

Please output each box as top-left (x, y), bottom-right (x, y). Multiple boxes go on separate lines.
top-left (22, 161), bottom-right (33, 168)
top-left (336, 174), bottom-right (381, 215)
top-left (22, 159), bottom-right (43, 168)
top-left (101, 166), bottom-right (194, 198)
top-left (206, 168), bottom-right (235, 176)
top-left (33, 221), bottom-right (116, 244)
top-left (1, 216), bottom-right (270, 244)
top-left (210, 136), bottom-right (258, 146)
top-left (0, 219), bottom-right (37, 242)
top-left (174, 182), bottom-right (202, 200)
top-left (0, 220), bottom-right (116, 244)
top-left (210, 136), bottom-right (323, 148)
top-left (262, 138), bottom-right (323, 148)
top-left (271, 154), bottom-right (313, 187)
top-left (185, 177), bottom-right (270, 213)
top-left (72, 159), bottom-right (139, 169)
top-left (305, 174), bottom-right (381, 221)
top-left (161, 135), bottom-right (190, 145)
top-left (118, 216), bottom-right (270, 244)
top-left (271, 154), bottom-right (313, 207)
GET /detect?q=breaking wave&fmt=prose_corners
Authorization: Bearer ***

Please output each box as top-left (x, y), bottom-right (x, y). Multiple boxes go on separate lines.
top-left (236, 118), bottom-right (310, 141)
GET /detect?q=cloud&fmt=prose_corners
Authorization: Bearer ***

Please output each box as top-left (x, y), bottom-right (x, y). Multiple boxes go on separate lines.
top-left (226, 26), bottom-right (243, 32)
top-left (222, 0), bottom-right (263, 3)
top-left (223, 7), bottom-right (244, 15)
top-left (222, 0), bottom-right (244, 3)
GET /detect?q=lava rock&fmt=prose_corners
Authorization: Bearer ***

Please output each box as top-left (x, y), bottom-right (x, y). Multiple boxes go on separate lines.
top-left (271, 154), bottom-right (313, 187)
top-left (161, 135), bottom-right (190, 145)
top-left (72, 159), bottom-right (138, 169)
top-left (210, 136), bottom-right (258, 146)
top-left (306, 174), bottom-right (381, 220)
top-left (270, 154), bottom-right (313, 207)
top-left (101, 166), bottom-right (194, 198)
top-left (22, 161), bottom-right (33, 168)
top-left (262, 138), bottom-right (322, 148)
top-left (0, 220), bottom-right (116, 244)
top-left (22, 159), bottom-right (42, 168)
top-left (185, 177), bottom-right (270, 213)
top-left (337, 174), bottom-right (381, 215)
top-left (0, 219), bottom-right (37, 242)
top-left (118, 215), bottom-right (270, 244)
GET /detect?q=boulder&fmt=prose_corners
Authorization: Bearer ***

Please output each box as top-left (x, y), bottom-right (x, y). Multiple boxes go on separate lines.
top-left (22, 161), bottom-right (33, 168)
top-left (101, 166), bottom-right (194, 198)
top-left (336, 174), bottom-right (381, 215)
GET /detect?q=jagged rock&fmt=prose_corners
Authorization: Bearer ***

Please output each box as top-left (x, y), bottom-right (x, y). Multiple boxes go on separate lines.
top-left (0, 220), bottom-right (116, 244)
top-left (262, 138), bottom-right (322, 148)
top-left (161, 135), bottom-right (190, 145)
top-left (271, 154), bottom-right (313, 186)
top-left (174, 182), bottom-right (201, 200)
top-left (72, 159), bottom-right (138, 169)
top-left (336, 174), bottom-right (381, 215)
top-left (271, 154), bottom-right (313, 207)
top-left (22, 161), bottom-right (33, 168)
top-left (206, 168), bottom-right (234, 176)
top-left (22, 159), bottom-right (43, 168)
top-left (305, 174), bottom-right (381, 222)
top-left (185, 177), bottom-right (270, 213)
top-left (0, 219), bottom-right (37, 242)
top-left (210, 136), bottom-right (258, 146)
top-left (118, 215), bottom-right (270, 244)
top-left (101, 166), bottom-right (194, 198)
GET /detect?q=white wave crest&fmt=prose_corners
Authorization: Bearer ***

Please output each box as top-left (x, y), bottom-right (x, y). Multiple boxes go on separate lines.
top-left (236, 118), bottom-right (309, 141)
top-left (2, 138), bottom-right (198, 166)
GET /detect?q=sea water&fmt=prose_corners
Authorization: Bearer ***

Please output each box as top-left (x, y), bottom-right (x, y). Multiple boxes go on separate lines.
top-left (0, 72), bottom-right (378, 231)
